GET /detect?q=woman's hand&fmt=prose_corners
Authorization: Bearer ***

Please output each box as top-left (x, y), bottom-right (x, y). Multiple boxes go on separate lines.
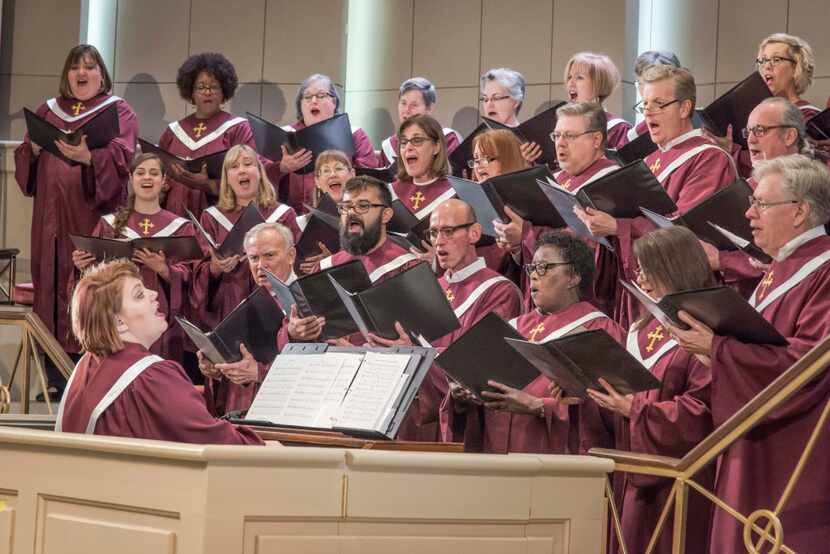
top-left (409, 239), bottom-right (435, 264)
top-left (703, 124), bottom-right (734, 153)
top-left (298, 242), bottom-right (332, 274)
top-left (519, 141), bottom-right (543, 165)
top-left (481, 380), bottom-right (543, 415)
top-left (587, 378), bottom-right (634, 418)
top-left (72, 249), bottom-right (96, 271)
top-left (55, 135), bottom-right (92, 166)
top-left (665, 310), bottom-right (714, 357)
top-left (197, 350), bottom-right (223, 380)
top-left (493, 205), bottom-right (524, 252)
top-left (574, 205), bottom-right (618, 237)
top-left (214, 343), bottom-right (259, 385)
top-left (287, 304), bottom-right (325, 341)
top-left (209, 251), bottom-right (240, 276)
top-left (133, 248), bottom-right (171, 281)
top-left (29, 141), bottom-right (42, 158)
top-left (366, 321), bottom-right (413, 347)
top-left (169, 163), bottom-right (218, 196)
top-left (449, 381), bottom-right (480, 412)
top-left (279, 145), bottom-right (313, 174)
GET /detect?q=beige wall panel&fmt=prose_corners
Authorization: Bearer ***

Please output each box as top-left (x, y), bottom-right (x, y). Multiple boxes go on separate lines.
top-left (112, 83), bottom-right (187, 143)
top-left (246, 520), bottom-right (340, 554)
top-left (227, 83), bottom-right (263, 120)
top-left (343, 89), bottom-right (399, 148)
top-left (114, 0), bottom-right (191, 83)
top-left (481, 0), bottom-right (554, 85)
top-left (339, 535), bottom-right (538, 554)
top-left (2, 0), bottom-right (81, 76)
top-left (649, 0), bottom-right (718, 85)
top-left (620, 81), bottom-right (638, 123)
top-left (43, 514), bottom-right (175, 554)
top-left (1, 75), bottom-right (60, 141)
top-left (255, 536), bottom-right (339, 554)
top-left (263, 0), bottom-right (347, 85)
top-left (788, 0), bottom-right (830, 78)
top-left (0, 503), bottom-right (13, 554)
top-left (189, 0), bottom-right (266, 83)
top-left (431, 87), bottom-right (479, 139)
top-left (696, 84), bottom-right (716, 109)
top-left (804, 77), bottom-right (830, 109)
top-left (522, 84), bottom-right (552, 120)
top-left (716, 0), bottom-right (786, 83)
top-left (261, 83), bottom-right (301, 125)
top-left (412, 0), bottom-right (481, 88)
top-left (346, 0), bottom-right (413, 92)
top-left (551, 0), bottom-right (626, 85)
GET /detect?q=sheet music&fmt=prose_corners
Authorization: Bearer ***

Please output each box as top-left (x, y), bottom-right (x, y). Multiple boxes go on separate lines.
top-left (334, 352), bottom-right (412, 431)
top-left (708, 221), bottom-right (750, 248)
top-left (246, 353), bottom-right (363, 427)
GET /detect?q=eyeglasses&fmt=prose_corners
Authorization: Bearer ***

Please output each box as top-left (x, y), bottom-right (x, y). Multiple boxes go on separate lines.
top-left (467, 156), bottom-right (497, 168)
top-left (195, 85), bottom-right (222, 94)
top-left (741, 124), bottom-right (793, 139)
top-left (524, 261), bottom-right (570, 277)
top-left (633, 99), bottom-right (680, 114)
top-left (399, 136), bottom-right (435, 148)
top-left (317, 164), bottom-right (350, 178)
top-left (747, 195), bottom-right (800, 211)
top-left (427, 222), bottom-right (476, 241)
top-left (550, 129), bottom-right (599, 143)
top-left (302, 92), bottom-right (334, 102)
top-left (478, 94), bottom-right (513, 104)
top-left (337, 201), bottom-right (388, 215)
top-left (755, 56), bottom-right (796, 68)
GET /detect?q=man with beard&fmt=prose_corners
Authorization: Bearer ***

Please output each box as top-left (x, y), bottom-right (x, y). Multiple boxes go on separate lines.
top-left (278, 176), bottom-right (420, 347)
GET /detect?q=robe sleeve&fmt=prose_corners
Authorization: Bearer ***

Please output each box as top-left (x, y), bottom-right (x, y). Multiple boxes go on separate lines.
top-left (13, 103), bottom-right (51, 196)
top-left (165, 222), bottom-right (196, 318)
top-left (719, 250), bottom-right (764, 284)
top-left (352, 128), bottom-right (379, 169)
top-left (276, 205), bottom-right (302, 243)
top-left (81, 100), bottom-right (138, 212)
top-left (710, 269), bottom-right (830, 426)
top-left (128, 360), bottom-right (264, 445)
top-left (445, 129), bottom-right (462, 157)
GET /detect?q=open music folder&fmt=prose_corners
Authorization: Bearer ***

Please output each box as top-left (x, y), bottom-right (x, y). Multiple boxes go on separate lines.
top-left (138, 138), bottom-right (227, 180)
top-left (505, 330), bottom-right (660, 399)
top-left (24, 103), bottom-right (120, 166)
top-left (244, 343), bottom-right (437, 440)
top-left (605, 131), bottom-right (658, 165)
top-left (186, 202), bottom-right (265, 258)
top-left (697, 72), bottom-right (772, 148)
top-left (176, 286), bottom-right (285, 365)
top-left (69, 234), bottom-right (203, 261)
top-left (296, 203), bottom-right (341, 259)
top-left (247, 112), bottom-right (355, 174)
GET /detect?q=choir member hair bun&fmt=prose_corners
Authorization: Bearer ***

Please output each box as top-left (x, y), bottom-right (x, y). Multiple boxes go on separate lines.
top-left (176, 52), bottom-right (239, 102)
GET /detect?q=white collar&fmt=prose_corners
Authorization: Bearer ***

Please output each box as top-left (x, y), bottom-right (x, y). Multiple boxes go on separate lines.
top-left (412, 175), bottom-right (441, 186)
top-left (444, 257), bottom-right (486, 283)
top-left (658, 128), bottom-right (702, 152)
top-left (285, 271), bottom-right (298, 285)
top-left (774, 226), bottom-right (827, 262)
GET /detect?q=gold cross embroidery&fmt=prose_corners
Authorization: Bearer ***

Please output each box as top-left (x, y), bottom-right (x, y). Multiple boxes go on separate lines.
top-left (410, 191), bottom-right (425, 210)
top-left (757, 271), bottom-right (775, 300)
top-left (646, 325), bottom-right (664, 352)
top-left (193, 122), bottom-right (208, 138)
top-left (649, 157), bottom-right (662, 174)
top-left (445, 289), bottom-right (455, 303)
top-left (528, 322), bottom-right (545, 342)
top-left (71, 102), bottom-right (85, 116)
top-left (138, 218), bottom-right (155, 235)
top-left (562, 178), bottom-right (573, 190)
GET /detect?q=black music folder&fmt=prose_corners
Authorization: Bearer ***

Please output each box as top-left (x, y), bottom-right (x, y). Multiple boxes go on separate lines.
top-left (605, 131), bottom-right (658, 165)
top-left (621, 281), bottom-right (787, 345)
top-left (638, 178), bottom-right (763, 251)
top-left (266, 259), bottom-right (372, 339)
top-left (295, 204), bottom-right (341, 259)
top-left (24, 103), bottom-right (120, 166)
top-left (483, 102), bottom-right (566, 166)
top-left (245, 342), bottom-right (437, 440)
top-left (329, 262), bottom-right (460, 342)
top-left (356, 164), bottom-right (397, 183)
top-left (177, 287), bottom-right (284, 365)
top-left (70, 234), bottom-right (203, 261)
top-left (505, 329), bottom-right (661, 399)
top-left (187, 203), bottom-right (265, 258)
top-left (698, 72), bottom-right (772, 148)
top-left (386, 199), bottom-right (433, 247)
top-left (446, 176), bottom-right (503, 243)
top-left (247, 112), bottom-right (355, 174)
top-left (435, 313), bottom-right (543, 400)
top-left (806, 108), bottom-right (830, 141)
top-left (706, 221), bottom-right (773, 264)
top-left (138, 138), bottom-right (227, 180)
top-left (449, 121), bottom-right (502, 177)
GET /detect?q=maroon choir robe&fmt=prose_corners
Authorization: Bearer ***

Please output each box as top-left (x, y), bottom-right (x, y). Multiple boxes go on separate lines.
top-left (276, 236), bottom-right (420, 349)
top-left (15, 93), bottom-right (138, 351)
top-left (605, 112), bottom-right (634, 150)
top-left (267, 120), bottom-right (377, 213)
top-left (86, 209), bottom-right (195, 363)
top-left (397, 257), bottom-right (522, 442)
top-left (708, 229), bottom-right (830, 553)
top-left (518, 157), bottom-right (619, 309)
top-left (443, 301), bottom-right (624, 454)
top-left (610, 318), bottom-right (714, 554)
top-left (620, 119), bottom-right (648, 146)
top-left (378, 127), bottom-right (462, 167)
top-left (57, 342), bottom-right (263, 444)
top-left (612, 129), bottom-right (736, 327)
top-left (158, 111), bottom-right (256, 218)
top-left (715, 177), bottom-right (763, 298)
top-left (203, 284), bottom-right (290, 417)
top-left (190, 202), bottom-right (300, 333)
top-left (391, 176), bottom-right (456, 225)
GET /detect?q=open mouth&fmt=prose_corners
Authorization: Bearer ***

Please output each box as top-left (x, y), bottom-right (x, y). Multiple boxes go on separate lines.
top-left (487, 110), bottom-right (499, 118)
top-left (328, 181), bottom-right (342, 194)
top-left (310, 107), bottom-right (321, 117)
top-left (238, 177), bottom-right (252, 188)
top-left (347, 217), bottom-right (364, 234)
top-left (763, 74), bottom-right (774, 87)
top-left (748, 147), bottom-right (762, 158)
top-left (568, 90), bottom-right (578, 101)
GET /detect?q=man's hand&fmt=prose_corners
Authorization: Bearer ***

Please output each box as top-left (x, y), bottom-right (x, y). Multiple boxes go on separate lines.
top-left (481, 380), bottom-right (543, 415)
top-left (574, 205), bottom-right (618, 237)
top-left (197, 350), bottom-right (223, 380)
top-left (214, 343), bottom-right (259, 385)
top-left (586, 378), bottom-right (634, 417)
top-left (287, 304), bottom-right (325, 341)
top-left (366, 321), bottom-right (413, 347)
top-left (665, 310), bottom-right (714, 357)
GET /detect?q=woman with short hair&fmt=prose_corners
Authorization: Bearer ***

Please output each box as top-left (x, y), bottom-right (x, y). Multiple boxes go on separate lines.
top-left (479, 67), bottom-right (543, 164)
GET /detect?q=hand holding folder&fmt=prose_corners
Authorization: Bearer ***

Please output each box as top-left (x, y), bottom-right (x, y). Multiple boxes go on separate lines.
top-left (24, 104), bottom-right (120, 166)
top-left (70, 234), bottom-right (203, 262)
top-left (187, 203), bottom-right (266, 258)
top-left (138, 139), bottom-right (227, 180)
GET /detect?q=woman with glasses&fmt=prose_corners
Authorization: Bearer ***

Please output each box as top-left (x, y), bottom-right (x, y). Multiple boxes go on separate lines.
top-left (563, 52), bottom-right (632, 149)
top-left (588, 227), bottom-right (714, 554)
top-left (377, 78), bottom-right (461, 167)
top-left (445, 232), bottom-right (624, 454)
top-left (268, 73), bottom-right (377, 214)
top-left (158, 53), bottom-right (257, 218)
top-left (479, 68), bottom-right (543, 165)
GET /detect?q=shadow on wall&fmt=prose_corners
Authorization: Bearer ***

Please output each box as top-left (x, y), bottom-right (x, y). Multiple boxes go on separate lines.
top-left (452, 106), bottom-right (479, 138)
top-left (363, 108), bottom-right (395, 148)
top-left (122, 74), bottom-right (169, 142)
top-left (261, 82), bottom-right (289, 124)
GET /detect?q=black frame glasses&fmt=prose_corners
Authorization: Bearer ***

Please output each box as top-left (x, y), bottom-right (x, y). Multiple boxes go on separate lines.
top-left (549, 129), bottom-right (599, 143)
top-left (336, 201), bottom-right (388, 215)
top-left (524, 261), bottom-right (570, 277)
top-left (755, 56), bottom-right (796, 68)
top-left (747, 195), bottom-right (800, 211)
top-left (399, 136), bottom-right (435, 148)
top-left (426, 222), bottom-right (476, 241)
top-left (741, 124), bottom-right (793, 139)
top-left (633, 99), bottom-right (680, 115)
top-left (467, 156), bottom-right (497, 169)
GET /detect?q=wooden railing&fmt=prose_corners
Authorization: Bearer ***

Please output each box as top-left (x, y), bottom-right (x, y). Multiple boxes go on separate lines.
top-left (590, 334), bottom-right (830, 554)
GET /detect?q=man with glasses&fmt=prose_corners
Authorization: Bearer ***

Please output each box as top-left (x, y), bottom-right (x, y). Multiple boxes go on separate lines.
top-left (575, 65), bottom-right (736, 327)
top-left (391, 199), bottom-right (521, 442)
top-left (666, 154), bottom-right (830, 553)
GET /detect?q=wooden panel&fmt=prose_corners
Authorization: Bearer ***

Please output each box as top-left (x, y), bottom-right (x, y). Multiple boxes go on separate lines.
top-left (0, 503), bottom-right (13, 554)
